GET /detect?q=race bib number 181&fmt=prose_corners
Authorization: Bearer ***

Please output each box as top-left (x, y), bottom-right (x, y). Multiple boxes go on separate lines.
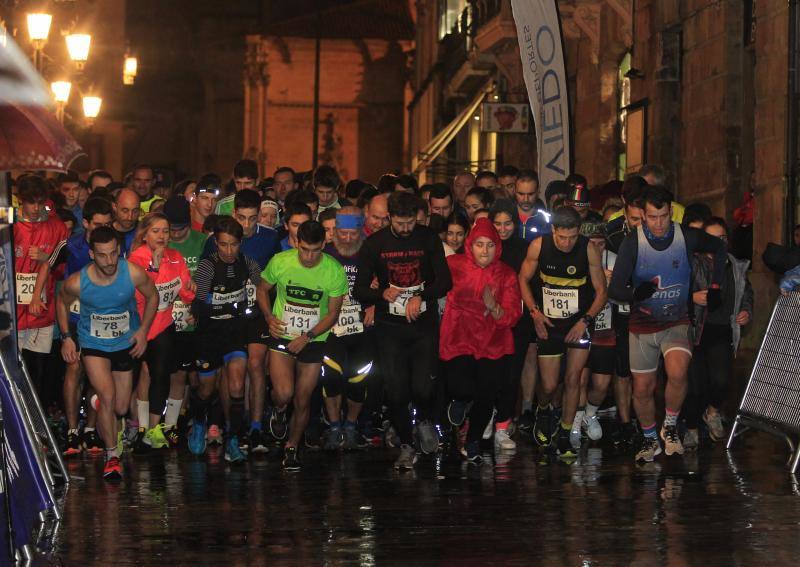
top-left (542, 287), bottom-right (579, 319)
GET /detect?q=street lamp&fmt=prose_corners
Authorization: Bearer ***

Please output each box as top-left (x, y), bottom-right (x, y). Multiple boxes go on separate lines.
top-left (123, 55), bottom-right (137, 85)
top-left (51, 81), bottom-right (71, 123)
top-left (65, 33), bottom-right (91, 70)
top-left (26, 12), bottom-right (52, 71)
top-left (82, 95), bottom-right (102, 121)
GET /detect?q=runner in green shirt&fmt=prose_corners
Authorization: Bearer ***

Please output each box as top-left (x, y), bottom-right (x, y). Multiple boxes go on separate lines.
top-left (256, 220), bottom-right (348, 470)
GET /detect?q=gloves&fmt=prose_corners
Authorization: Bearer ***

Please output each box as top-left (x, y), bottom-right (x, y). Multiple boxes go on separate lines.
top-left (706, 287), bottom-right (722, 312)
top-left (633, 281), bottom-right (657, 302)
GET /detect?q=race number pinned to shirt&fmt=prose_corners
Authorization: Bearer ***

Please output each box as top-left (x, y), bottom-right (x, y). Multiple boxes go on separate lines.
top-left (172, 300), bottom-right (191, 332)
top-left (618, 302), bottom-right (631, 315)
top-left (156, 277), bottom-right (181, 311)
top-left (542, 287), bottom-right (579, 319)
top-left (15, 273), bottom-right (43, 305)
top-left (389, 284), bottom-right (426, 317)
top-left (595, 304), bottom-right (613, 331)
top-left (282, 303), bottom-right (320, 338)
top-left (90, 312), bottom-right (130, 339)
top-left (246, 282), bottom-right (257, 308)
top-left (69, 299), bottom-right (80, 316)
top-left (333, 302), bottom-right (363, 337)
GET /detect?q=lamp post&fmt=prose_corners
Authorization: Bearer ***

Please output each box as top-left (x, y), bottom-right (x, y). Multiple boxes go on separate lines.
top-left (51, 80), bottom-right (71, 123)
top-left (26, 12), bottom-right (52, 72)
top-left (65, 33), bottom-right (91, 70)
top-left (82, 95), bottom-right (102, 123)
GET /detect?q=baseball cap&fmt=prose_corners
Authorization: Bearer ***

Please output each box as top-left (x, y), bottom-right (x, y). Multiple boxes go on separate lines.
top-left (164, 196), bottom-right (190, 227)
top-left (567, 184), bottom-right (591, 207)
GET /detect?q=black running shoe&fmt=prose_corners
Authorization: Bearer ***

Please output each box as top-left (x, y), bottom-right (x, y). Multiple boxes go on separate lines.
top-left (556, 427), bottom-right (576, 460)
top-left (81, 429), bottom-right (104, 454)
top-left (517, 410), bottom-right (534, 433)
top-left (132, 427), bottom-right (150, 455)
top-left (63, 430), bottom-right (82, 456)
top-left (464, 440), bottom-right (482, 464)
top-left (533, 406), bottom-right (552, 447)
top-left (249, 429), bottom-right (269, 454)
top-left (270, 409), bottom-right (288, 440)
top-left (164, 426), bottom-right (181, 449)
top-left (282, 446), bottom-right (301, 471)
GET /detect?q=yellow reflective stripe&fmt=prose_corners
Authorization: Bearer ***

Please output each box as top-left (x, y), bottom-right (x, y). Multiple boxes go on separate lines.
top-left (322, 355), bottom-right (343, 374)
top-left (347, 372), bottom-right (368, 384)
top-left (540, 273), bottom-right (587, 287)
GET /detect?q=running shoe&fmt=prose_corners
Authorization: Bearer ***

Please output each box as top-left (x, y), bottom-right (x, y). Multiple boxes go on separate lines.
top-left (132, 427), bottom-right (150, 455)
top-left (570, 418), bottom-right (582, 450)
top-left (305, 430), bottom-right (322, 450)
top-left (447, 400), bottom-right (468, 427)
top-left (533, 406), bottom-right (552, 447)
top-left (188, 421), bottom-right (207, 456)
top-left (393, 444), bottom-right (418, 471)
top-left (207, 424), bottom-right (224, 446)
top-left (146, 424), bottom-right (170, 450)
top-left (464, 440), bottom-right (482, 464)
top-left (323, 427), bottom-right (343, 451)
top-left (63, 430), bottom-right (82, 456)
top-left (384, 422), bottom-right (401, 448)
top-left (636, 437), bottom-right (662, 463)
top-left (103, 456), bottom-right (122, 480)
top-left (269, 409), bottom-right (288, 440)
top-left (225, 436), bottom-right (247, 463)
top-left (415, 420), bottom-right (438, 455)
top-left (282, 446), bottom-right (301, 471)
top-left (517, 410), bottom-right (534, 433)
top-left (239, 431), bottom-right (250, 453)
top-left (660, 425), bottom-right (684, 456)
top-left (81, 429), bottom-right (104, 454)
top-left (164, 426), bottom-right (181, 448)
top-left (482, 409), bottom-right (497, 440)
top-left (556, 428), bottom-right (576, 460)
top-left (683, 428), bottom-right (699, 451)
top-left (342, 425), bottom-right (360, 451)
top-left (249, 429), bottom-right (269, 454)
top-left (703, 408), bottom-right (725, 441)
top-left (494, 428), bottom-right (516, 451)
top-left (583, 414), bottom-right (603, 441)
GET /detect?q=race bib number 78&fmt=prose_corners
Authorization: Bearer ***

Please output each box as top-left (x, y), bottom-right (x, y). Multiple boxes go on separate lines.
top-left (90, 312), bottom-right (130, 339)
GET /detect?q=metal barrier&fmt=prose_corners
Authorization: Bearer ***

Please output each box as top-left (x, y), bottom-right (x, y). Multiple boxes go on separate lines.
top-left (727, 292), bottom-right (800, 472)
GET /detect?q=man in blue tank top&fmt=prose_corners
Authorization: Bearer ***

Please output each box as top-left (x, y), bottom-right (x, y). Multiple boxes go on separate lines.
top-left (609, 186), bottom-right (726, 462)
top-left (56, 227), bottom-right (158, 481)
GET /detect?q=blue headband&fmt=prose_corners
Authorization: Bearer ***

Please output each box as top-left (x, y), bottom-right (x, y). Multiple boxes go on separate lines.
top-left (336, 214), bottom-right (364, 229)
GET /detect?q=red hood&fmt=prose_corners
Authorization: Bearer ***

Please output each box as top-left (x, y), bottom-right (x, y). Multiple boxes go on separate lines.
top-left (464, 217), bottom-right (503, 267)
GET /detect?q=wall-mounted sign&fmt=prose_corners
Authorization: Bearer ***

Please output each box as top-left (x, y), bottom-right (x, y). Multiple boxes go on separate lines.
top-left (480, 103), bottom-right (530, 133)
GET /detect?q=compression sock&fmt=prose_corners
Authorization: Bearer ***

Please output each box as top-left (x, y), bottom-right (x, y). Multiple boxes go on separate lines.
top-left (642, 423), bottom-right (658, 440)
top-left (664, 408), bottom-right (679, 428)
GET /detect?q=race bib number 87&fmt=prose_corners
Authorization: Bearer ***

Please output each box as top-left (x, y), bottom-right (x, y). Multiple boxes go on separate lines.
top-left (90, 312), bottom-right (130, 339)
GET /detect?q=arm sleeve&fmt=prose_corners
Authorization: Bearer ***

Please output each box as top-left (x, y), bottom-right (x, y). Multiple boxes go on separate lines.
top-left (608, 234), bottom-right (637, 304)
top-left (48, 239), bottom-right (69, 269)
top-left (192, 259), bottom-right (214, 318)
top-left (354, 239), bottom-right (382, 305)
top-left (421, 232), bottom-right (453, 301)
top-left (495, 268), bottom-right (522, 328)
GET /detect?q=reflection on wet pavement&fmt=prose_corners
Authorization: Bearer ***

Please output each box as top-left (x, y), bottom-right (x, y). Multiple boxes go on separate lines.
top-left (52, 432), bottom-right (800, 565)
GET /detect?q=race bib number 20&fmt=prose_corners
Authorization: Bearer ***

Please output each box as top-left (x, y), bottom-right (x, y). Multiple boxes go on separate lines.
top-left (16, 273), bottom-right (43, 305)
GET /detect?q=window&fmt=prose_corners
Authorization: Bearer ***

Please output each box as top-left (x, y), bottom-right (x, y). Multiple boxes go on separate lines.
top-left (438, 0), bottom-right (466, 40)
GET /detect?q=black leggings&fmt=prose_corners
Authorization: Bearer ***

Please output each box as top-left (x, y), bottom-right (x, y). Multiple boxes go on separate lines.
top-left (144, 326), bottom-right (176, 416)
top-left (376, 319), bottom-right (436, 445)
top-left (684, 324), bottom-right (733, 428)
top-left (446, 355), bottom-right (511, 443)
top-left (497, 321), bottom-right (533, 422)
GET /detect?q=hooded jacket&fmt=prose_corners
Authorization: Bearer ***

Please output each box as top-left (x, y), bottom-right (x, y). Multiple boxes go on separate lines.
top-left (439, 218), bottom-right (522, 361)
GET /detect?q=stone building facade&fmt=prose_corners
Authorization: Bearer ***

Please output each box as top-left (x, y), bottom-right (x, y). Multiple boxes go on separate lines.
top-left (410, 0), bottom-right (797, 357)
top-left (243, 1), bottom-right (414, 182)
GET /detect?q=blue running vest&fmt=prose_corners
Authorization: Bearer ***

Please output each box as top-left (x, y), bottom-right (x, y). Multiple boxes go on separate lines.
top-left (78, 259), bottom-right (140, 352)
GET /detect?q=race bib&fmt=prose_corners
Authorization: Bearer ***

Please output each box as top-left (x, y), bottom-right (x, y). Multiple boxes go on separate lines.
top-left (333, 302), bottom-right (363, 337)
top-left (246, 282), bottom-right (257, 306)
top-left (15, 273), bottom-right (43, 305)
top-left (618, 302), bottom-right (631, 315)
top-left (156, 277), bottom-right (181, 311)
top-left (69, 299), bottom-right (80, 315)
top-left (595, 304), bottom-right (613, 331)
top-left (542, 287), bottom-right (579, 319)
top-left (389, 284), bottom-right (427, 317)
top-left (90, 312), bottom-right (130, 340)
top-left (172, 300), bottom-right (191, 332)
top-left (282, 303), bottom-right (320, 338)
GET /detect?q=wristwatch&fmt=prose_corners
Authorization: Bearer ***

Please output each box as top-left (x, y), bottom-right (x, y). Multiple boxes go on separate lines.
top-left (581, 314), bottom-right (595, 326)
top-left (305, 330), bottom-right (317, 341)
top-left (61, 331), bottom-right (74, 341)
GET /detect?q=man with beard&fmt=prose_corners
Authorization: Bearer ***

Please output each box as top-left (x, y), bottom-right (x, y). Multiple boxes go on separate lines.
top-left (320, 207), bottom-right (377, 450)
top-left (57, 227), bottom-right (158, 480)
top-left (129, 164), bottom-right (162, 217)
top-left (515, 170), bottom-right (551, 242)
top-left (354, 192), bottom-right (452, 470)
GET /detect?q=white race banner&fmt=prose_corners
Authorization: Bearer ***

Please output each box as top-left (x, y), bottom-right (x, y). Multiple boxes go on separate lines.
top-left (510, 0), bottom-right (571, 191)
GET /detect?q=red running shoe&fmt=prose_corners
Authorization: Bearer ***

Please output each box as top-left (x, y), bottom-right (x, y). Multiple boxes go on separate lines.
top-left (103, 456), bottom-right (122, 480)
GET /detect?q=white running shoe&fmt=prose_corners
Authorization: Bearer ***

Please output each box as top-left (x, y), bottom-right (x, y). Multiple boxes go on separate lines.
top-left (494, 428), bottom-right (516, 451)
top-left (582, 414), bottom-right (603, 441)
